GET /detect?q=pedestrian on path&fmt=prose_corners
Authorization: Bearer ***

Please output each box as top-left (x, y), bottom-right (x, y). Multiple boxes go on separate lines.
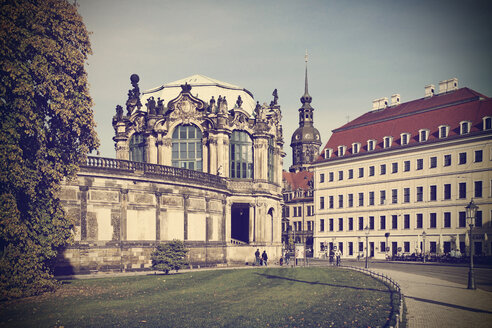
top-left (254, 249), bottom-right (260, 266)
top-left (262, 250), bottom-right (268, 266)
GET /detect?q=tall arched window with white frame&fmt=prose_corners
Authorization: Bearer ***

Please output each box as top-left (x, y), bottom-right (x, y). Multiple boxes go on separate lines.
top-left (129, 133), bottom-right (146, 162)
top-left (230, 130), bottom-right (253, 179)
top-left (171, 124), bottom-right (203, 171)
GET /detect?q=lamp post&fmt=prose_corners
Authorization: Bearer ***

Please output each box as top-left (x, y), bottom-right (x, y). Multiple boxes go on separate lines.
top-left (422, 231), bottom-right (427, 263)
top-left (466, 199), bottom-right (478, 290)
top-left (365, 225), bottom-right (370, 269)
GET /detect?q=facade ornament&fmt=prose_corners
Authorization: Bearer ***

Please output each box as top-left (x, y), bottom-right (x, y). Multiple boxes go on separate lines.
top-left (156, 97), bottom-right (165, 115)
top-left (146, 96), bottom-right (156, 115)
top-left (125, 74), bottom-right (142, 115)
top-left (208, 96), bottom-right (216, 113)
top-left (270, 89), bottom-right (278, 106)
top-left (162, 138), bottom-right (172, 147)
top-left (217, 165), bottom-right (223, 176)
top-left (236, 95), bottom-right (243, 108)
top-left (115, 105), bottom-right (123, 120)
top-left (218, 96), bottom-right (228, 114)
top-left (134, 115), bottom-right (145, 133)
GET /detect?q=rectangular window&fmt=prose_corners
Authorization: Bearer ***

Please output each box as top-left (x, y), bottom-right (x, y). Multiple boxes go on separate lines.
top-left (404, 188), bottom-right (410, 203)
top-left (475, 150), bottom-right (483, 162)
top-left (380, 164), bottom-right (386, 175)
top-left (369, 166), bottom-right (375, 176)
top-left (416, 213), bottom-right (423, 229)
top-left (369, 191), bottom-right (375, 206)
top-left (430, 185), bottom-right (437, 201)
top-left (444, 184), bottom-right (451, 200)
top-left (417, 158), bottom-right (423, 170)
top-left (380, 216), bottom-right (386, 230)
top-left (358, 217), bottom-right (364, 231)
top-left (338, 218), bottom-right (343, 231)
top-left (444, 212), bottom-right (451, 228)
top-left (404, 241), bottom-right (410, 253)
top-left (404, 214), bottom-right (410, 229)
top-left (338, 171), bottom-right (343, 180)
top-left (476, 211), bottom-right (482, 227)
top-left (416, 186), bottom-right (423, 202)
top-left (404, 160), bottom-right (410, 172)
top-left (392, 189), bottom-right (398, 204)
top-left (320, 173), bottom-right (325, 183)
top-left (348, 194), bottom-right (353, 207)
top-left (392, 162), bottom-right (398, 174)
top-left (444, 154), bottom-right (451, 167)
top-left (348, 169), bottom-right (353, 179)
top-left (369, 216), bottom-right (375, 230)
top-left (329, 172), bottom-right (334, 182)
top-left (359, 167), bottom-right (364, 178)
top-left (348, 217), bottom-right (353, 231)
top-left (392, 215), bottom-right (398, 229)
top-left (380, 241), bottom-right (386, 253)
top-left (459, 152), bottom-right (467, 165)
top-left (430, 242), bottom-right (437, 253)
top-left (329, 218), bottom-right (334, 231)
top-left (358, 192), bottom-right (364, 206)
top-left (320, 219), bottom-right (325, 231)
top-left (380, 190), bottom-right (386, 205)
top-left (459, 182), bottom-right (466, 199)
top-left (338, 195), bottom-right (343, 208)
top-left (459, 211), bottom-right (466, 228)
top-left (329, 196), bottom-right (334, 209)
top-left (430, 213), bottom-right (437, 228)
top-left (475, 181), bottom-right (483, 198)
top-left (348, 242), bottom-right (353, 256)
top-left (430, 156), bottom-right (437, 168)
top-left (359, 242), bottom-right (364, 252)
top-left (320, 197), bottom-right (325, 209)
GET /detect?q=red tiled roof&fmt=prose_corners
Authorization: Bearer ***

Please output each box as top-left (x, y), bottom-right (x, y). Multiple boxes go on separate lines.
top-left (283, 170), bottom-right (313, 191)
top-left (317, 88), bottom-right (492, 161)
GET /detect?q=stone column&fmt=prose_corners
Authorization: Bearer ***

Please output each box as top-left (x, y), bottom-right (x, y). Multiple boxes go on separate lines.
top-left (223, 136), bottom-right (230, 178)
top-left (223, 199), bottom-right (230, 243)
top-left (114, 121), bottom-right (129, 160)
top-left (162, 138), bottom-right (172, 166)
top-left (249, 203), bottom-right (255, 244)
top-left (146, 134), bottom-right (157, 164)
top-left (155, 192), bottom-right (161, 241)
top-left (253, 137), bottom-right (268, 181)
top-left (156, 134), bottom-right (163, 165)
top-left (120, 189), bottom-right (128, 241)
top-left (209, 136), bottom-right (218, 175)
top-left (183, 194), bottom-right (189, 241)
top-left (202, 138), bottom-right (208, 173)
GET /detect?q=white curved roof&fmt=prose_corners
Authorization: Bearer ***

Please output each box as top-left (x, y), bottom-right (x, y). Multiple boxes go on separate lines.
top-left (140, 74), bottom-right (256, 115)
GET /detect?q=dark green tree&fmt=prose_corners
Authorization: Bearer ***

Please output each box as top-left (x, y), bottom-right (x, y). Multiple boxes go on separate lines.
top-left (151, 240), bottom-right (189, 274)
top-left (0, 0), bottom-right (98, 299)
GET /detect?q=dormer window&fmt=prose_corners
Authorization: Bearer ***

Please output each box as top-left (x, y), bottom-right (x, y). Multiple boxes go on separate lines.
top-left (483, 116), bottom-right (492, 130)
top-left (367, 139), bottom-right (376, 151)
top-left (338, 145), bottom-right (346, 157)
top-left (400, 133), bottom-right (410, 146)
top-left (383, 136), bottom-right (393, 149)
top-left (352, 142), bottom-right (361, 154)
top-left (419, 129), bottom-right (429, 142)
top-left (460, 121), bottom-right (471, 135)
top-left (324, 148), bottom-right (333, 159)
top-left (439, 125), bottom-right (449, 139)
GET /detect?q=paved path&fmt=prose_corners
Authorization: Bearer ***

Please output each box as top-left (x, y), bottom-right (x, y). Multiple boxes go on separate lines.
top-left (369, 268), bottom-right (492, 328)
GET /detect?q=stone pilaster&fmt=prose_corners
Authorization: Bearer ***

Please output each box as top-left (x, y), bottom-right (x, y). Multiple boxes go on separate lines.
top-left (79, 186), bottom-right (89, 240)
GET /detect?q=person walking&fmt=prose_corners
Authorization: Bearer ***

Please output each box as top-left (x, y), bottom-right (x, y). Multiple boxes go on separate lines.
top-left (335, 249), bottom-right (342, 266)
top-left (255, 249), bottom-right (260, 266)
top-left (262, 250), bottom-right (268, 266)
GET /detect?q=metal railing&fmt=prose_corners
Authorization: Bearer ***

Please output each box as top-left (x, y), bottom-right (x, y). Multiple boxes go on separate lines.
top-left (82, 156), bottom-right (227, 189)
top-left (343, 265), bottom-right (404, 328)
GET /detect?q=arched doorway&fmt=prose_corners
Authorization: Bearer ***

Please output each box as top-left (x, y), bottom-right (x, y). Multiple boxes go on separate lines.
top-left (231, 203), bottom-right (249, 244)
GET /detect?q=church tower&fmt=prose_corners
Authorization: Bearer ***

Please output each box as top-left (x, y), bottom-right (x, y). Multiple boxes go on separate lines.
top-left (290, 52), bottom-right (322, 172)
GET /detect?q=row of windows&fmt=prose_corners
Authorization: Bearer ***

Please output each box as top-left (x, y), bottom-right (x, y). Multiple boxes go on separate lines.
top-left (319, 150), bottom-right (484, 183)
top-left (283, 205), bottom-right (315, 217)
top-left (282, 220), bottom-right (315, 232)
top-left (319, 181), bottom-right (485, 209)
top-left (324, 116), bottom-right (491, 158)
top-left (319, 210), bottom-right (485, 232)
top-left (321, 240), bottom-right (488, 256)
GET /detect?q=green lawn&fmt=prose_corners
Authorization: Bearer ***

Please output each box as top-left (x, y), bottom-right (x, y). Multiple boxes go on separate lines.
top-left (0, 267), bottom-right (399, 328)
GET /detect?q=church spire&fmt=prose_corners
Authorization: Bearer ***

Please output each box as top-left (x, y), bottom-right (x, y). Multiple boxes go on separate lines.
top-left (301, 50), bottom-right (312, 104)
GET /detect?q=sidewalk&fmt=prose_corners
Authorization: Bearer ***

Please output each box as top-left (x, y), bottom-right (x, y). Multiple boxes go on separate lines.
top-left (369, 268), bottom-right (492, 328)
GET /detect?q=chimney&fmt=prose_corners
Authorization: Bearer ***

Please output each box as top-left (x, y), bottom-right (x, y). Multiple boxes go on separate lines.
top-left (438, 78), bottom-right (458, 94)
top-left (425, 84), bottom-right (435, 98)
top-left (390, 94), bottom-right (400, 106)
top-left (372, 97), bottom-right (388, 110)
top-left (372, 99), bottom-right (379, 110)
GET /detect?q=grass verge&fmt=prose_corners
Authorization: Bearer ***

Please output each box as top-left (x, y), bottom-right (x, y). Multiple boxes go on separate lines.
top-left (0, 267), bottom-right (399, 327)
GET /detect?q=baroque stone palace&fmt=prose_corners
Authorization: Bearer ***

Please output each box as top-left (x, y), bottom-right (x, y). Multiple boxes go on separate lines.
top-left (58, 74), bottom-right (285, 274)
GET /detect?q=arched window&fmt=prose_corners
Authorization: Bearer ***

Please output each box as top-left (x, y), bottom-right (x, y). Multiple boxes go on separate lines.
top-left (230, 131), bottom-right (253, 179)
top-left (129, 133), bottom-right (145, 162)
top-left (267, 138), bottom-right (275, 182)
top-left (172, 124), bottom-right (202, 171)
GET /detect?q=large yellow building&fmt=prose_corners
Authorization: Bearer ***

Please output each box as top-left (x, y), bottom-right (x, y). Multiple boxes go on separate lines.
top-left (312, 79), bottom-right (492, 260)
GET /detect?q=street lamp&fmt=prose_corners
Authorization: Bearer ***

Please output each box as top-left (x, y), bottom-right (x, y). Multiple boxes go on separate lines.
top-left (422, 231), bottom-right (427, 263)
top-left (365, 225), bottom-right (370, 269)
top-left (466, 199), bottom-right (478, 290)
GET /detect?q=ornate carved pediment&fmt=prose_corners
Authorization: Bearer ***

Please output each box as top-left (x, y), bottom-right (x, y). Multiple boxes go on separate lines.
top-left (167, 83), bottom-right (206, 124)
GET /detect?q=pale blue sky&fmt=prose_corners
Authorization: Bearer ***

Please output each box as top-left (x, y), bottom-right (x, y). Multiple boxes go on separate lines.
top-left (78, 0), bottom-right (492, 169)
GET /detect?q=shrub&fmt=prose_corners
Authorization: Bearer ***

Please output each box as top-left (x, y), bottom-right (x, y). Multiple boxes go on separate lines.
top-left (151, 240), bottom-right (188, 274)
